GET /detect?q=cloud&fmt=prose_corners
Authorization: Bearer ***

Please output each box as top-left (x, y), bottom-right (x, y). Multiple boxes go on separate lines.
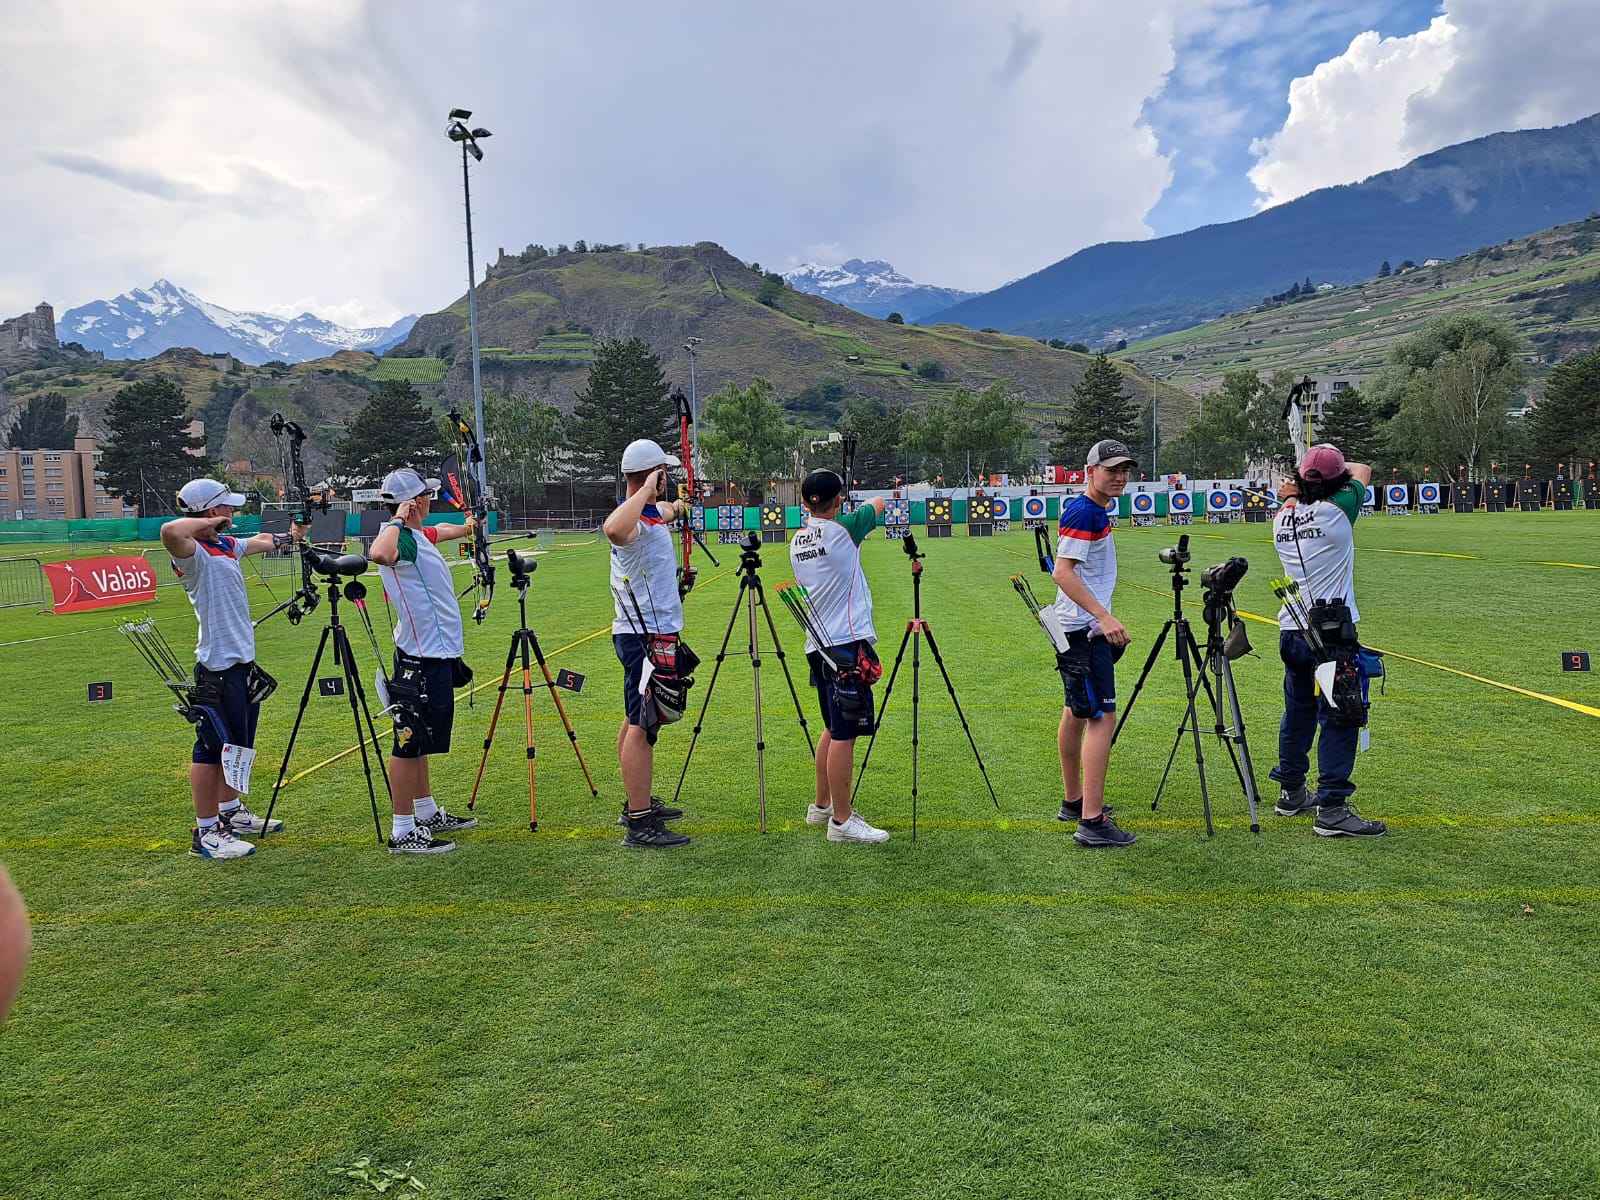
top-left (1248, 1), bottom-right (1600, 209)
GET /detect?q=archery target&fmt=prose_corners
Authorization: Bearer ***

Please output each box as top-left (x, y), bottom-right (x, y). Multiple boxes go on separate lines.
top-left (759, 504), bottom-right (784, 529)
top-left (926, 497), bottom-right (953, 525)
top-left (691, 507), bottom-right (706, 532)
top-left (1363, 485), bottom-right (1378, 507)
top-left (991, 497), bottom-right (1008, 521)
top-left (1385, 484), bottom-right (1409, 507)
top-left (718, 504), bottom-right (743, 530)
top-left (1023, 496), bottom-right (1046, 519)
top-left (1168, 491), bottom-right (1192, 513)
top-left (1104, 497), bottom-right (1118, 515)
top-left (1132, 493), bottom-right (1154, 514)
top-left (1207, 490), bottom-right (1230, 512)
top-left (886, 498), bottom-right (911, 526)
top-left (1227, 491), bottom-right (1244, 509)
top-left (1417, 482), bottom-right (1440, 505)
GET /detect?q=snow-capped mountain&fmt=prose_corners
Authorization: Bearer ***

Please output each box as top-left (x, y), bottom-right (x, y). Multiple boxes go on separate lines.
top-left (782, 259), bottom-right (978, 322)
top-left (60, 280), bottom-right (417, 365)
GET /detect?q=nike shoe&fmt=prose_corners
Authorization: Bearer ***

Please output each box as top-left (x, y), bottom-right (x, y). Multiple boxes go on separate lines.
top-left (218, 805), bottom-right (283, 835)
top-left (190, 825), bottom-right (255, 860)
top-left (806, 803), bottom-right (833, 825)
top-left (827, 812), bottom-right (890, 843)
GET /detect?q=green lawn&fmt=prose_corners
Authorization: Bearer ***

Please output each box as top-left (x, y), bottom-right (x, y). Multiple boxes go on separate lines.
top-left (2, 515), bottom-right (1598, 1199)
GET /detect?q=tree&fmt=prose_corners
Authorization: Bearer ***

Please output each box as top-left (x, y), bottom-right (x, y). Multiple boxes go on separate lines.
top-left (1317, 385), bottom-right (1382, 465)
top-left (831, 398), bottom-right (907, 488)
top-left (756, 272), bottom-right (785, 307)
top-left (903, 381), bottom-right (1031, 482)
top-left (885, 312), bottom-right (904, 324)
top-left (1049, 354), bottom-right (1137, 461)
top-left (699, 377), bottom-right (795, 501)
top-left (330, 380), bottom-right (445, 488)
top-left (100, 377), bottom-right (206, 513)
top-left (1160, 370), bottom-right (1292, 476)
top-left (6, 392), bottom-right (77, 449)
top-left (566, 337), bottom-right (673, 485)
top-left (1378, 260), bottom-right (1392, 278)
top-left (1524, 346), bottom-right (1600, 476)
top-left (1368, 311), bottom-right (1525, 478)
top-left (915, 360), bottom-right (946, 381)
top-left (484, 389), bottom-right (564, 507)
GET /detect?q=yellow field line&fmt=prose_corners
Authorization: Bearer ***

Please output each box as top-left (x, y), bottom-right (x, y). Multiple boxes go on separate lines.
top-left (1522, 560), bottom-right (1600, 570)
top-left (27, 883), bottom-right (1600, 929)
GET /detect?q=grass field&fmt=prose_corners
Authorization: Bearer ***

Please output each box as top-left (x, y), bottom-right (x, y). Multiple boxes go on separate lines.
top-left (2, 515), bottom-right (1598, 1199)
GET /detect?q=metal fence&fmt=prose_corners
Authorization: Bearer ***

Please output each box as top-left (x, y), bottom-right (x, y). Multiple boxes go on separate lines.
top-left (0, 557), bottom-right (46, 610)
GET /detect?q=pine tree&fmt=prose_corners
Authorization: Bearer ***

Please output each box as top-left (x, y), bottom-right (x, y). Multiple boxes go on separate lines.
top-left (1378, 260), bottom-right (1392, 278)
top-left (566, 337), bottom-right (674, 485)
top-left (6, 392), bottom-right (78, 449)
top-left (1317, 385), bottom-right (1381, 465)
top-left (1049, 354), bottom-right (1137, 462)
top-left (1524, 347), bottom-right (1600, 476)
top-left (99, 377), bottom-right (206, 513)
top-left (331, 380), bottom-right (446, 488)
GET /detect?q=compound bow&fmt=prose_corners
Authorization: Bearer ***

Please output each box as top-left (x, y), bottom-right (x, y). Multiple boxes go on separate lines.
top-left (447, 409), bottom-right (495, 624)
top-left (841, 432), bottom-right (858, 501)
top-left (265, 411), bottom-right (327, 626)
top-left (672, 390), bottom-right (703, 597)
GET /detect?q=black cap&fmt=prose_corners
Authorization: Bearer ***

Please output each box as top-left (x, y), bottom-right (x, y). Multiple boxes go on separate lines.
top-left (1086, 439), bottom-right (1138, 469)
top-left (801, 469), bottom-right (844, 508)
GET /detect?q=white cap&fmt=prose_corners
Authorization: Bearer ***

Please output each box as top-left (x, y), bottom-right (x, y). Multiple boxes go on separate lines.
top-left (177, 479), bottom-right (248, 513)
top-left (379, 468), bottom-right (441, 503)
top-left (620, 438), bottom-right (681, 473)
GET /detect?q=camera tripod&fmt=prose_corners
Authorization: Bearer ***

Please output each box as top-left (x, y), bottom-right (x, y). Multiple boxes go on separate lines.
top-left (673, 533), bottom-right (815, 832)
top-left (467, 550), bottom-right (598, 831)
top-left (262, 561), bottom-right (390, 844)
top-left (852, 532), bottom-right (999, 840)
top-left (1113, 541), bottom-right (1262, 835)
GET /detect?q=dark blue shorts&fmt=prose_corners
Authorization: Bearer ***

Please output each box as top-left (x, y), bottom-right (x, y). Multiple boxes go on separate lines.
top-left (190, 663), bottom-right (259, 764)
top-left (614, 634), bottom-right (658, 746)
top-left (391, 654), bottom-right (456, 759)
top-left (807, 644), bottom-right (880, 741)
top-left (1060, 631), bottom-right (1121, 719)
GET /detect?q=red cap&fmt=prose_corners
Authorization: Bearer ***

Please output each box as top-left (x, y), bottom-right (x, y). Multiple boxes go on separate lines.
top-left (1297, 443), bottom-right (1347, 481)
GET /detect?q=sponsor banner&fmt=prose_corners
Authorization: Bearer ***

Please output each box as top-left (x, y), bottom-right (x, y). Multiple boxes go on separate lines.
top-left (350, 488), bottom-right (382, 502)
top-left (43, 555), bottom-right (158, 614)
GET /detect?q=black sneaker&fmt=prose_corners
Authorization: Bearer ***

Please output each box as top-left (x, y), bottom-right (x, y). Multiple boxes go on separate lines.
top-left (615, 796), bottom-right (685, 826)
top-left (1073, 813), bottom-right (1137, 848)
top-left (1058, 797), bottom-right (1113, 822)
top-left (420, 807), bottom-right (478, 833)
top-left (1313, 804), bottom-right (1387, 838)
top-left (1274, 786), bottom-right (1318, 817)
top-left (621, 813), bottom-right (692, 849)
top-left (387, 826), bottom-right (456, 854)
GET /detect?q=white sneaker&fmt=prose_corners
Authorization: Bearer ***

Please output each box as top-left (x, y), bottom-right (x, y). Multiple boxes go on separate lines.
top-left (219, 805), bottom-right (283, 835)
top-left (826, 811), bottom-right (890, 843)
top-left (190, 825), bottom-right (255, 859)
top-left (805, 803), bottom-right (833, 825)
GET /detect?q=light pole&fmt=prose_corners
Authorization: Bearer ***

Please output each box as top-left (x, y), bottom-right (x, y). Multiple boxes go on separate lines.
top-left (683, 336), bottom-right (702, 484)
top-left (446, 108), bottom-right (492, 498)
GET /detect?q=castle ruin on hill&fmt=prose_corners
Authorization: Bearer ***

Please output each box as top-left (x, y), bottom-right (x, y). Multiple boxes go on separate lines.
top-left (0, 303), bottom-right (57, 355)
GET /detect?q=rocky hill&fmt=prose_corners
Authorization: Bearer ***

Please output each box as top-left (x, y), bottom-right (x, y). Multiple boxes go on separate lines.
top-left (927, 113), bottom-right (1600, 346)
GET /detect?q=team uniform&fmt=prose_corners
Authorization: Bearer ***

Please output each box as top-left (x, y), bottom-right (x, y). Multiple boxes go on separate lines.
top-left (171, 533), bottom-right (261, 764)
top-left (610, 503), bottom-right (683, 744)
top-left (1054, 494), bottom-right (1122, 719)
top-left (790, 504), bottom-right (881, 740)
top-left (1271, 478), bottom-right (1363, 807)
top-left (376, 525), bottom-right (465, 758)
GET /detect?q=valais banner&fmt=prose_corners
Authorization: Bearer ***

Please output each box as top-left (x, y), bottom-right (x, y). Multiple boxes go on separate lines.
top-left (42, 556), bottom-right (158, 613)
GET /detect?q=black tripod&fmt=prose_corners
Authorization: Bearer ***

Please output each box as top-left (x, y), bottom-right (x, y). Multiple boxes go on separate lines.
top-left (1113, 538), bottom-right (1261, 835)
top-left (262, 558), bottom-right (389, 844)
top-left (673, 532), bottom-right (815, 832)
top-left (467, 549), bottom-right (598, 831)
top-left (852, 532), bottom-right (999, 840)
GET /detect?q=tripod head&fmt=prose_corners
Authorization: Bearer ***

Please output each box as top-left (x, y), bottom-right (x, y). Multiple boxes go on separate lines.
top-left (901, 531), bottom-right (924, 576)
top-left (737, 530), bottom-right (763, 576)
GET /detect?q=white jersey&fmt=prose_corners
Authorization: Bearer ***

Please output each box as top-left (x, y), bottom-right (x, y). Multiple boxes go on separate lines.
top-left (610, 505), bottom-right (683, 635)
top-left (789, 508), bottom-right (877, 651)
top-left (377, 526), bottom-right (465, 658)
top-left (1272, 481), bottom-right (1362, 631)
top-left (172, 534), bottom-right (256, 670)
top-left (1053, 494), bottom-right (1117, 634)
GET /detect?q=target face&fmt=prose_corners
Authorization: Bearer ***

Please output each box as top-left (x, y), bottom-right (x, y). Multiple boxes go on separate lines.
top-left (1207, 491), bottom-right (1229, 511)
top-left (886, 498), bottom-right (911, 526)
top-left (1418, 483), bottom-right (1440, 504)
top-left (691, 507), bottom-right (705, 531)
top-left (718, 504), bottom-right (743, 530)
top-left (760, 504), bottom-right (784, 529)
top-left (926, 497), bottom-right (953, 525)
top-left (1132, 493), bottom-right (1154, 513)
top-left (1385, 484), bottom-right (1409, 506)
top-left (1168, 491), bottom-right (1192, 513)
top-left (1364, 485), bottom-right (1378, 506)
top-left (1227, 491), bottom-right (1244, 509)
top-left (991, 497), bottom-right (1008, 520)
top-left (1023, 496), bottom-right (1046, 519)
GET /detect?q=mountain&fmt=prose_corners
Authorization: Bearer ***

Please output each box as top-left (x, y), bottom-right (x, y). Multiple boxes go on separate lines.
top-left (923, 113), bottom-right (1600, 346)
top-left (783, 258), bottom-right (977, 321)
top-left (59, 280), bottom-right (416, 365)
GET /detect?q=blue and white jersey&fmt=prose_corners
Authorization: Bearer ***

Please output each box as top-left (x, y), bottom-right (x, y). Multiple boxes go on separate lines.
top-left (1053, 494), bottom-right (1117, 634)
top-left (171, 534), bottom-right (255, 670)
top-left (610, 505), bottom-right (683, 636)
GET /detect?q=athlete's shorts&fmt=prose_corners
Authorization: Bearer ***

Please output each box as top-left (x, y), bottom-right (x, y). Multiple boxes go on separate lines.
top-left (1060, 630), bottom-right (1121, 719)
top-left (614, 634), bottom-right (659, 746)
top-left (808, 644), bottom-right (881, 741)
top-left (190, 663), bottom-right (259, 764)
top-left (390, 654), bottom-right (456, 759)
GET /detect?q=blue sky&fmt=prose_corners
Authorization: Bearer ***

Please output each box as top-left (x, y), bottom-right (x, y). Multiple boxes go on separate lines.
top-left (1143, 0), bottom-right (1443, 236)
top-left (2, 1), bottom-right (1596, 322)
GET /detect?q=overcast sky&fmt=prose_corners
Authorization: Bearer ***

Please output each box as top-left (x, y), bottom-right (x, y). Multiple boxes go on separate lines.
top-left (2, 0), bottom-right (1596, 327)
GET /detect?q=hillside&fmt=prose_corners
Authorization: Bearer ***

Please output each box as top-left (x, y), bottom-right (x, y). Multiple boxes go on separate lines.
top-left (399, 241), bottom-right (1192, 426)
top-left (924, 113), bottom-right (1600, 346)
top-left (1118, 217), bottom-right (1600, 394)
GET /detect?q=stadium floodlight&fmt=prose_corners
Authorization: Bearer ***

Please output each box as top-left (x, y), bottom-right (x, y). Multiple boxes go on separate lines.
top-left (445, 109), bottom-right (493, 494)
